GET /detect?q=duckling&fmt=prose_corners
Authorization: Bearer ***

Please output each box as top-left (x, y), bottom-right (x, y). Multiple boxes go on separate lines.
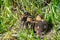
top-left (34, 15), bottom-right (48, 39)
top-left (24, 16), bottom-right (35, 29)
top-left (20, 12), bottom-right (31, 28)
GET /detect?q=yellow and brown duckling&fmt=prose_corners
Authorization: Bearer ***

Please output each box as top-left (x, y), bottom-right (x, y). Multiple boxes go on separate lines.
top-left (34, 15), bottom-right (48, 39)
top-left (24, 16), bottom-right (35, 29)
top-left (20, 12), bottom-right (31, 28)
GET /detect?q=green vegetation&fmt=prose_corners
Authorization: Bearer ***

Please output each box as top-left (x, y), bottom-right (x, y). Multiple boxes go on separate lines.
top-left (0, 0), bottom-right (60, 40)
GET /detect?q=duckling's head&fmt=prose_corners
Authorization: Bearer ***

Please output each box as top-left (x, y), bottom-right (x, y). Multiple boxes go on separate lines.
top-left (36, 15), bottom-right (42, 21)
top-left (27, 16), bottom-right (33, 22)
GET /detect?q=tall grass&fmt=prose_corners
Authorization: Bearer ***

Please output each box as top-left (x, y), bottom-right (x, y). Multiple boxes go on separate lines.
top-left (0, 0), bottom-right (60, 40)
